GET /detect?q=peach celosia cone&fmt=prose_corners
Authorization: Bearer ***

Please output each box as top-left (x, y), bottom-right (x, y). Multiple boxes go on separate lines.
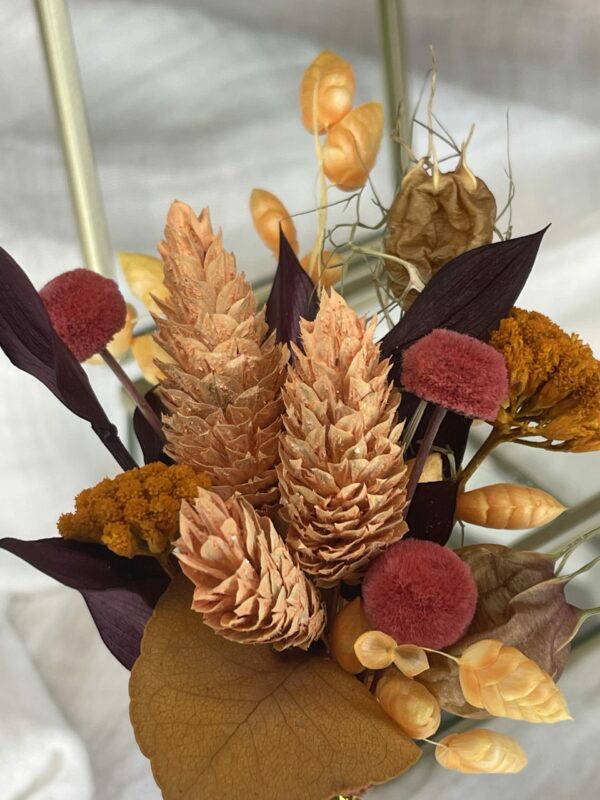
top-left (176, 488), bottom-right (326, 650)
top-left (278, 289), bottom-right (409, 587)
top-left (154, 201), bottom-right (289, 511)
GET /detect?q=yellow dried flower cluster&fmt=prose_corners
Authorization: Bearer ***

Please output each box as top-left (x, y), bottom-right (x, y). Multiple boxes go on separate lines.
top-left (58, 462), bottom-right (211, 558)
top-left (491, 308), bottom-right (600, 451)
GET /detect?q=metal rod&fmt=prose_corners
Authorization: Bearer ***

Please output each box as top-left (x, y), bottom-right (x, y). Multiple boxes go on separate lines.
top-left (35, 0), bottom-right (114, 276)
top-left (377, 0), bottom-right (411, 185)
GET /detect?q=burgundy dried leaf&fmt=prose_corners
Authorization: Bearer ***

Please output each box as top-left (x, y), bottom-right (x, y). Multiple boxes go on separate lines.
top-left (0, 537), bottom-right (169, 669)
top-left (0, 247), bottom-right (136, 471)
top-left (265, 228), bottom-right (318, 349)
top-left (405, 480), bottom-right (458, 546)
top-left (380, 229), bottom-right (548, 365)
top-left (133, 387), bottom-right (172, 465)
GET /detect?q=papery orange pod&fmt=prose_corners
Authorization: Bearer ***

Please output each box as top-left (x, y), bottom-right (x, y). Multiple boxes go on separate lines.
top-left (249, 189), bottom-right (299, 256)
top-left (300, 248), bottom-right (344, 287)
top-left (393, 645), bottom-right (430, 678)
top-left (376, 670), bottom-right (441, 740)
top-left (329, 598), bottom-right (370, 674)
top-left (459, 639), bottom-right (572, 723)
top-left (456, 483), bottom-right (566, 529)
top-left (354, 630), bottom-right (398, 670)
top-left (300, 49), bottom-right (355, 134)
top-left (322, 102), bottom-right (384, 191)
top-left (435, 730), bottom-right (527, 774)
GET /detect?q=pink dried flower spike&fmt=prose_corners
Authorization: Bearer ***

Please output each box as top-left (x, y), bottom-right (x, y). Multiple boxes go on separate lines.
top-left (401, 328), bottom-right (508, 421)
top-left (40, 268), bottom-right (127, 361)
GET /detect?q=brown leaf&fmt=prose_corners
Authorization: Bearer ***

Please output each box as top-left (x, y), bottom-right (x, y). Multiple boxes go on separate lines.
top-left (130, 576), bottom-right (421, 800)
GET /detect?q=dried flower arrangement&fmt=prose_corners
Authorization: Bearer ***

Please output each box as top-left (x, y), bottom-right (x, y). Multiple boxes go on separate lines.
top-left (1, 49), bottom-right (600, 800)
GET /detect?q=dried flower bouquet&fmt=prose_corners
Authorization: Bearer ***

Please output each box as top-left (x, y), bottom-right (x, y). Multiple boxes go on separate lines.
top-left (1, 50), bottom-right (600, 800)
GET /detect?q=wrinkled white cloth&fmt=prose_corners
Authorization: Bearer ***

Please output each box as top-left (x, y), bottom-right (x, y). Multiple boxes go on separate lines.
top-left (1, 1), bottom-right (599, 798)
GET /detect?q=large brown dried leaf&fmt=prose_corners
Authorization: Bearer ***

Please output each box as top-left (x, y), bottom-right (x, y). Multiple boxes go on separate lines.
top-left (130, 576), bottom-right (420, 800)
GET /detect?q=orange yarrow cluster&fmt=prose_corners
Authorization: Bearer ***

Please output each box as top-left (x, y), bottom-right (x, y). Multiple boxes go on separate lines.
top-left (491, 308), bottom-right (600, 451)
top-left (58, 462), bottom-right (211, 558)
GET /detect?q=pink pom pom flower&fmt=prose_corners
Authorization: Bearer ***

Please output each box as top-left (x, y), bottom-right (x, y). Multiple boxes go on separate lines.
top-left (401, 328), bottom-right (508, 420)
top-left (40, 269), bottom-right (127, 361)
top-left (362, 539), bottom-right (478, 649)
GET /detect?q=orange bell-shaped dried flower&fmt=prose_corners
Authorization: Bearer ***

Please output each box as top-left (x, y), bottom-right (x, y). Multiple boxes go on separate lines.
top-left (300, 248), bottom-right (344, 288)
top-left (249, 189), bottom-right (299, 257)
top-left (376, 670), bottom-right (441, 740)
top-left (322, 102), bottom-right (384, 191)
top-left (458, 639), bottom-right (572, 723)
top-left (300, 49), bottom-right (355, 134)
top-left (435, 729), bottom-right (528, 774)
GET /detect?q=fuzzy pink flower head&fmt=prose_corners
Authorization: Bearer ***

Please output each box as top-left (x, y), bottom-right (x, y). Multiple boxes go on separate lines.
top-left (40, 268), bottom-right (127, 361)
top-left (362, 539), bottom-right (478, 649)
top-left (401, 328), bottom-right (508, 420)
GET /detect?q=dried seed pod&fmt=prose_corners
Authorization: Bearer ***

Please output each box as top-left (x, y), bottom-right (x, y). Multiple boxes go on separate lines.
top-left (392, 645), bottom-right (430, 678)
top-left (383, 158), bottom-right (496, 307)
top-left (377, 670), bottom-right (441, 740)
top-left (249, 189), bottom-right (299, 257)
top-left (459, 638), bottom-right (571, 723)
top-left (456, 483), bottom-right (566, 529)
top-left (300, 249), bottom-right (344, 288)
top-left (300, 49), bottom-right (355, 133)
top-left (435, 729), bottom-right (528, 774)
top-left (418, 544), bottom-right (580, 718)
top-left (322, 102), bottom-right (384, 191)
top-left (329, 598), bottom-right (370, 674)
top-left (353, 630), bottom-right (398, 670)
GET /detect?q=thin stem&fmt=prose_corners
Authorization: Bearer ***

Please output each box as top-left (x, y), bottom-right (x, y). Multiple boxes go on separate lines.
top-left (156, 552), bottom-right (177, 579)
top-left (402, 398), bottom-right (428, 452)
top-left (405, 405), bottom-right (447, 508)
top-left (551, 526), bottom-right (600, 573)
top-left (558, 607), bottom-right (600, 651)
top-left (422, 646), bottom-right (460, 664)
top-left (100, 348), bottom-right (163, 438)
top-left (457, 427), bottom-right (507, 490)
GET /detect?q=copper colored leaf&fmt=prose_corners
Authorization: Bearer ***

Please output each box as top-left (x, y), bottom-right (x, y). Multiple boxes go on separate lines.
top-left (0, 537), bottom-right (169, 669)
top-left (130, 576), bottom-right (421, 800)
top-left (0, 247), bottom-right (136, 471)
top-left (265, 229), bottom-right (318, 349)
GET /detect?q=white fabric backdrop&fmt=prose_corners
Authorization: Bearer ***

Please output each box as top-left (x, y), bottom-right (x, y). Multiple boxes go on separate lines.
top-left (1, 1), bottom-right (599, 798)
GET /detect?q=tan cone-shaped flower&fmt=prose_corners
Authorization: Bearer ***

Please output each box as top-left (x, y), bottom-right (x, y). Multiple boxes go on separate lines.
top-left (154, 201), bottom-right (289, 511)
top-left (278, 289), bottom-right (408, 587)
top-left (176, 488), bottom-right (326, 650)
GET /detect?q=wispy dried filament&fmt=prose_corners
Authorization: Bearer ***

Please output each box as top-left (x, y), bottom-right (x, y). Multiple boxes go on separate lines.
top-left (176, 488), bottom-right (325, 650)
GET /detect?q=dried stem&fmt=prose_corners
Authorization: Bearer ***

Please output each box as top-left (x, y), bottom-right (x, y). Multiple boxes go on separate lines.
top-left (100, 348), bottom-right (163, 438)
top-left (456, 427), bottom-right (508, 490)
top-left (405, 405), bottom-right (447, 507)
top-left (402, 398), bottom-right (428, 453)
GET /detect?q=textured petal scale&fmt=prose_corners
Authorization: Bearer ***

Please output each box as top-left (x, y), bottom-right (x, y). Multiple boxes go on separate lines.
top-left (154, 201), bottom-right (289, 511)
top-left (278, 289), bottom-right (408, 586)
top-left (176, 488), bottom-right (326, 650)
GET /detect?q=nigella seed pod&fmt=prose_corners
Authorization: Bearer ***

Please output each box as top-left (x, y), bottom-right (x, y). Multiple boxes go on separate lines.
top-left (417, 543), bottom-right (583, 717)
